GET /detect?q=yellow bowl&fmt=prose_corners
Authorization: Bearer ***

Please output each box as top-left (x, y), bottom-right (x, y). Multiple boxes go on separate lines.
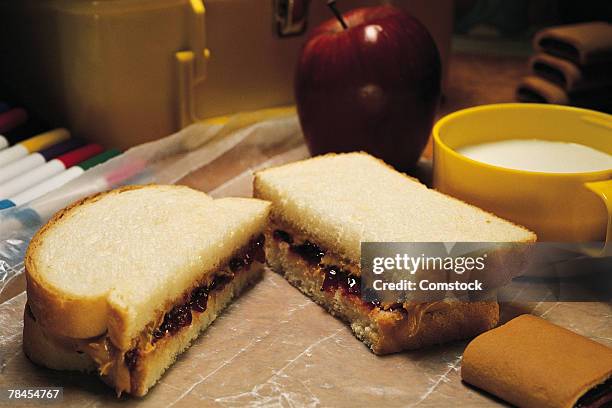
top-left (433, 103), bottom-right (611, 249)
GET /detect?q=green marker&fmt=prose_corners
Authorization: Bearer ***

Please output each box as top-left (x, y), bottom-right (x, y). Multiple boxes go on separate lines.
top-left (79, 149), bottom-right (121, 170)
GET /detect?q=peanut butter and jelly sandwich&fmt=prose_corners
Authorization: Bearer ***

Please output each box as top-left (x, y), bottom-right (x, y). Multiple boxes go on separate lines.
top-left (23, 185), bottom-right (270, 396)
top-left (254, 152), bottom-right (536, 354)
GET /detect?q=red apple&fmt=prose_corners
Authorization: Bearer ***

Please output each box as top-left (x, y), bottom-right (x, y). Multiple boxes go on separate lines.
top-left (295, 5), bottom-right (441, 169)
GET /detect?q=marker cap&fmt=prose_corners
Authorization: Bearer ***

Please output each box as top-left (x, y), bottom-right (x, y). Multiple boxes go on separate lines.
top-left (78, 149), bottom-right (121, 171)
top-left (58, 144), bottom-right (105, 168)
top-left (40, 139), bottom-right (87, 161)
top-left (0, 108), bottom-right (28, 134)
top-left (22, 128), bottom-right (70, 153)
top-left (0, 199), bottom-right (15, 210)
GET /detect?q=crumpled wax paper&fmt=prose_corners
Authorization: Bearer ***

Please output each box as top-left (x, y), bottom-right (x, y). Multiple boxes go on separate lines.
top-left (0, 112), bottom-right (610, 407)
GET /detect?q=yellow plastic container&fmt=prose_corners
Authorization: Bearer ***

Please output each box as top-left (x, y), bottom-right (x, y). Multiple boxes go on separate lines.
top-left (433, 103), bottom-right (612, 250)
top-left (0, 0), bottom-right (303, 148)
top-left (0, 0), bottom-right (453, 149)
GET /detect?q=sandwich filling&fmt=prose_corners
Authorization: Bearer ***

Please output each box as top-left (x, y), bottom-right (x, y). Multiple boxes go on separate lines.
top-left (26, 235), bottom-right (265, 395)
top-left (269, 225), bottom-right (449, 336)
top-left (147, 234), bottom-right (265, 347)
top-left (267, 223), bottom-right (501, 354)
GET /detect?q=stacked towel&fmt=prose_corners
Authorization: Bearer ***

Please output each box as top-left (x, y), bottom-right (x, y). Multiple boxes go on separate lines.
top-left (516, 22), bottom-right (612, 113)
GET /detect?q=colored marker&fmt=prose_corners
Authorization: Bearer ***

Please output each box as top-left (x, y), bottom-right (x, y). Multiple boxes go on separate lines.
top-left (0, 108), bottom-right (28, 135)
top-left (0, 143), bottom-right (104, 199)
top-left (0, 128), bottom-right (70, 167)
top-left (0, 149), bottom-right (121, 209)
top-left (0, 138), bottom-right (86, 184)
top-left (0, 102), bottom-right (10, 114)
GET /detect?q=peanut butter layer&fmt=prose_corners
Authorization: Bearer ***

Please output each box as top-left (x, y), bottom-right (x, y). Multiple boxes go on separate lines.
top-left (462, 314), bottom-right (612, 408)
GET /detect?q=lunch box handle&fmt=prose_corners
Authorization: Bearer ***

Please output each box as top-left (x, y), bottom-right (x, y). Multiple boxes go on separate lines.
top-left (176, 0), bottom-right (210, 128)
top-left (274, 0), bottom-right (310, 37)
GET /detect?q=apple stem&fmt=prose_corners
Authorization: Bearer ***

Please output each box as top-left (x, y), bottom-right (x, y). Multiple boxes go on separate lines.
top-left (327, 0), bottom-right (348, 30)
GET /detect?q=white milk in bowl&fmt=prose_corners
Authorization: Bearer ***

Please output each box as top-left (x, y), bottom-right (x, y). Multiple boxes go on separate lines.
top-left (457, 139), bottom-right (612, 173)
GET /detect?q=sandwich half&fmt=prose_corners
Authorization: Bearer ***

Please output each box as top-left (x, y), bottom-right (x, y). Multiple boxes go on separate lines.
top-left (23, 185), bottom-right (270, 396)
top-left (254, 152), bottom-right (536, 354)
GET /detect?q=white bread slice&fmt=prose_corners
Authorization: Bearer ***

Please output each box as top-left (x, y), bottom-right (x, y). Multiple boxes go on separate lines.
top-left (25, 185), bottom-right (270, 350)
top-left (254, 152), bottom-right (535, 263)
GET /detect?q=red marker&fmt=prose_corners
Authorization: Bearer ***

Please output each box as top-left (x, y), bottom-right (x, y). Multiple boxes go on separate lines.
top-left (0, 143), bottom-right (104, 200)
top-left (0, 108), bottom-right (28, 135)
